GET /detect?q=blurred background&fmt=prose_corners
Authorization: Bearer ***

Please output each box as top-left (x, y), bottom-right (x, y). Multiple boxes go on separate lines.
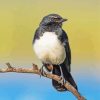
top-left (0, 0), bottom-right (100, 100)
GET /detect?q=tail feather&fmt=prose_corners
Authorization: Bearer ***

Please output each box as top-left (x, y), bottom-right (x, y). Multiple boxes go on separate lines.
top-left (52, 65), bottom-right (78, 92)
top-left (52, 65), bottom-right (67, 92)
top-left (61, 65), bottom-right (78, 90)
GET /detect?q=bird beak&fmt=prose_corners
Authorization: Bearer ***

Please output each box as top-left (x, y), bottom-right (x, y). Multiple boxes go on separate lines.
top-left (61, 18), bottom-right (67, 22)
top-left (56, 18), bottom-right (68, 23)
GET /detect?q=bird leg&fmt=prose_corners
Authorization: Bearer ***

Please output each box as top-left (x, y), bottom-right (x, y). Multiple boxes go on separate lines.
top-left (40, 65), bottom-right (45, 77)
top-left (58, 65), bottom-right (66, 85)
top-left (46, 64), bottom-right (53, 72)
top-left (40, 64), bottom-right (53, 77)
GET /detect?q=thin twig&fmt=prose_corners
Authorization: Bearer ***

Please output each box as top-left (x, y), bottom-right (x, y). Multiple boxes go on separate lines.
top-left (0, 62), bottom-right (86, 100)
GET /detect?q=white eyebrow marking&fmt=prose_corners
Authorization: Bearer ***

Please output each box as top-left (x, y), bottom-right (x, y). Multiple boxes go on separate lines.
top-left (50, 16), bottom-right (58, 18)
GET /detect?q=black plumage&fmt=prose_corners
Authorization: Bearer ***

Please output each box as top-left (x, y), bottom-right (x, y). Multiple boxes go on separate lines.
top-left (33, 14), bottom-right (78, 91)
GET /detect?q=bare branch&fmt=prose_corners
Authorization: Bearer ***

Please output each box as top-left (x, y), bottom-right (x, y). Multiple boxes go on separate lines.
top-left (0, 62), bottom-right (86, 100)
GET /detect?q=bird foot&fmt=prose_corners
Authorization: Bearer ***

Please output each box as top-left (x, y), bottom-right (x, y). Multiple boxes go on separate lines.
top-left (40, 65), bottom-right (46, 77)
top-left (58, 76), bottom-right (66, 86)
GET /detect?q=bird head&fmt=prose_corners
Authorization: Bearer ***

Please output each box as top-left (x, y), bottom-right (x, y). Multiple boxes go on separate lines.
top-left (40, 14), bottom-right (67, 27)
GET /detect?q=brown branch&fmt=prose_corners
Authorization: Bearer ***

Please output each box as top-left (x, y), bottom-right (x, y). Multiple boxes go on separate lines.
top-left (0, 62), bottom-right (86, 100)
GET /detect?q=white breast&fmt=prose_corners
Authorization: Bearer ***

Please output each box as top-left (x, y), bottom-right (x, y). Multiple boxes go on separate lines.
top-left (33, 32), bottom-right (66, 65)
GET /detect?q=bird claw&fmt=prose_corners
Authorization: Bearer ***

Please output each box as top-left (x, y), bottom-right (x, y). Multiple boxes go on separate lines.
top-left (40, 65), bottom-right (46, 77)
top-left (58, 76), bottom-right (66, 86)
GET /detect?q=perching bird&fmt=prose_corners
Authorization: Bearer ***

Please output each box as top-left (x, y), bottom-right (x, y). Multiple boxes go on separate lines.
top-left (32, 14), bottom-right (78, 92)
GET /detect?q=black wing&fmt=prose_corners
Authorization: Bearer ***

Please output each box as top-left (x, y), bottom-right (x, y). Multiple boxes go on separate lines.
top-left (32, 28), bottom-right (40, 44)
top-left (33, 27), bottom-right (44, 44)
top-left (53, 30), bottom-right (78, 91)
top-left (59, 30), bottom-right (71, 72)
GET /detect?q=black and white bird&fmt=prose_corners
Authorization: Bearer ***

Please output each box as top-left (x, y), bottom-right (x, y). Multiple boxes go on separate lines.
top-left (32, 14), bottom-right (78, 92)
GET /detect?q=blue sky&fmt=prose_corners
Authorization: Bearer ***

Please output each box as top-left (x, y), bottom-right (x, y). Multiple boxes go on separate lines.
top-left (0, 69), bottom-right (100, 100)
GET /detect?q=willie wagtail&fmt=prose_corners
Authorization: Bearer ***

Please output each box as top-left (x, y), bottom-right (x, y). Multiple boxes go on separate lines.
top-left (32, 14), bottom-right (78, 92)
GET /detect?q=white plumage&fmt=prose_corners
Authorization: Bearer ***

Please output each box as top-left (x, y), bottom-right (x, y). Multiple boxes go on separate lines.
top-left (33, 32), bottom-right (66, 65)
